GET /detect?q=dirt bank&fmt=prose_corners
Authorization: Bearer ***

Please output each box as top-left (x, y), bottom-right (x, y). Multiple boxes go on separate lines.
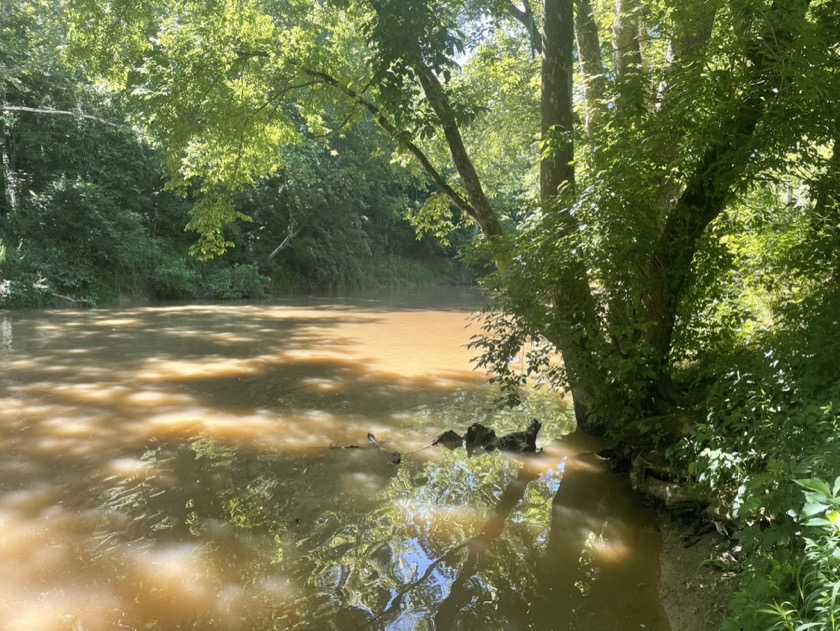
top-left (658, 515), bottom-right (740, 630)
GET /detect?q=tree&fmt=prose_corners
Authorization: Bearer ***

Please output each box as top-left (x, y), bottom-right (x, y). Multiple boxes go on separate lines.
top-left (59, 0), bottom-right (840, 437)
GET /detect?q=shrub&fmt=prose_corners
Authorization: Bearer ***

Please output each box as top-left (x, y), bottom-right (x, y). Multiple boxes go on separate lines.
top-left (200, 263), bottom-right (269, 300)
top-left (150, 258), bottom-right (201, 300)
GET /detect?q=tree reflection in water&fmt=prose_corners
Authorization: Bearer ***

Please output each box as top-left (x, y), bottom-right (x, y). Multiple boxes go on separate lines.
top-left (87, 427), bottom-right (665, 630)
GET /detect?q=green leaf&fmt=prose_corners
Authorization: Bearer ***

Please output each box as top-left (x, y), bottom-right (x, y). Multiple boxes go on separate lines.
top-left (795, 478), bottom-right (832, 497)
top-left (801, 501), bottom-right (829, 518)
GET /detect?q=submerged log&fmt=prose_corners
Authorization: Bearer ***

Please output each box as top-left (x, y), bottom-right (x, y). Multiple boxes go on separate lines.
top-left (495, 419), bottom-right (541, 453)
top-left (465, 423), bottom-right (498, 452)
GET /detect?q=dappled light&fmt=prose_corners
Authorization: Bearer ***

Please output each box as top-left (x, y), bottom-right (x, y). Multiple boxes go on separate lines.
top-left (0, 291), bottom-right (668, 629)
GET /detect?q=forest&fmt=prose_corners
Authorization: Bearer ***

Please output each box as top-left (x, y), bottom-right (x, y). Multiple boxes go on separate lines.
top-left (2, 0), bottom-right (840, 628)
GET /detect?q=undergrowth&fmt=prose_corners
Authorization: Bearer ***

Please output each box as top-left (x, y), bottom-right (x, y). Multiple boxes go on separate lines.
top-left (674, 291), bottom-right (840, 630)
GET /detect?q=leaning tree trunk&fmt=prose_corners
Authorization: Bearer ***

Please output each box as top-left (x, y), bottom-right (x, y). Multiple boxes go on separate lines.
top-left (642, 0), bottom-right (812, 390)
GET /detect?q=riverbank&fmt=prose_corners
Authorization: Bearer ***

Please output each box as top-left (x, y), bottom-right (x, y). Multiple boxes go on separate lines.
top-left (658, 514), bottom-right (739, 630)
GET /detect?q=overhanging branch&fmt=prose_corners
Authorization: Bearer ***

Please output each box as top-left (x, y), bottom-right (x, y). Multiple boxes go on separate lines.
top-left (300, 67), bottom-right (479, 223)
top-left (508, 1), bottom-right (542, 54)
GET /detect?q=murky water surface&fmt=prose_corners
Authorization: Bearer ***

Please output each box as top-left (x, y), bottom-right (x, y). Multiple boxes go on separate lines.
top-left (0, 288), bottom-right (669, 630)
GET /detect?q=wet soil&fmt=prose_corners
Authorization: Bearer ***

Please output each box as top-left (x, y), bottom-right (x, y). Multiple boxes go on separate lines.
top-left (658, 514), bottom-right (740, 630)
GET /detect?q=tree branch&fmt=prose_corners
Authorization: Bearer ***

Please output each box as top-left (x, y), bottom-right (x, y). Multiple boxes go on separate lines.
top-left (269, 225), bottom-right (303, 258)
top-left (0, 105), bottom-right (122, 128)
top-left (299, 68), bottom-right (480, 225)
top-left (414, 62), bottom-right (505, 238)
top-left (507, 1), bottom-right (542, 55)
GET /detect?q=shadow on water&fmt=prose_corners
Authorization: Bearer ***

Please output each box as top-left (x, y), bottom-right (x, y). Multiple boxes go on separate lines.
top-left (0, 290), bottom-right (669, 630)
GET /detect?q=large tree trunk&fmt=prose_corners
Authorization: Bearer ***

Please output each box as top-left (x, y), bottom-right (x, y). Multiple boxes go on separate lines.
top-left (642, 0), bottom-right (811, 385)
top-left (541, 0), bottom-right (610, 433)
top-left (611, 0), bottom-right (645, 113)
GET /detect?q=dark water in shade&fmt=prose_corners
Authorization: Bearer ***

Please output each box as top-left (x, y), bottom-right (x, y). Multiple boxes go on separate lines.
top-left (0, 287), bottom-right (669, 630)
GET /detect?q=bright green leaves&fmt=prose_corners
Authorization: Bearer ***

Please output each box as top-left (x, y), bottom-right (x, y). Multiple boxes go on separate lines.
top-left (366, 0), bottom-right (465, 80)
top-left (184, 191), bottom-right (250, 259)
top-left (130, 1), bottom-right (299, 184)
top-left (135, 2), bottom-right (305, 256)
top-left (407, 191), bottom-right (459, 245)
top-left (62, 0), bottom-right (328, 255)
top-left (64, 0), bottom-right (162, 84)
top-left (796, 477), bottom-right (840, 530)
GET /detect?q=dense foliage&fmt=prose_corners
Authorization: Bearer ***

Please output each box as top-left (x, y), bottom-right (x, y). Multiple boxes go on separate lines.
top-left (0, 3), bottom-right (458, 307)
top-left (662, 169), bottom-right (840, 628)
top-left (2, 0), bottom-right (840, 627)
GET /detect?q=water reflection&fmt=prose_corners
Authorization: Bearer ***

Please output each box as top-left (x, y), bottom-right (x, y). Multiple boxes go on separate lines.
top-left (0, 290), bottom-right (668, 630)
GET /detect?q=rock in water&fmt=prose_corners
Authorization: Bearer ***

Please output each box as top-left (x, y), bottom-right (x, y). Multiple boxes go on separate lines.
top-left (465, 423), bottom-right (498, 452)
top-left (432, 430), bottom-right (464, 448)
top-left (496, 419), bottom-right (542, 453)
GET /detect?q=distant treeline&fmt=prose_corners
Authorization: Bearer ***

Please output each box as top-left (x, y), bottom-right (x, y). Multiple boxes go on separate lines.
top-left (0, 30), bottom-right (467, 307)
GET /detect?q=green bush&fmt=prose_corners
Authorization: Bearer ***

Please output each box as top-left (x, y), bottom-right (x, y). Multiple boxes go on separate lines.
top-left (675, 309), bottom-right (840, 630)
top-left (150, 258), bottom-right (201, 300)
top-left (200, 263), bottom-right (269, 300)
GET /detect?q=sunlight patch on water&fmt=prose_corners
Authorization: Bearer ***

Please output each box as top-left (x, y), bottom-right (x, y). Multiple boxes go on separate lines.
top-left (127, 542), bottom-right (211, 601)
top-left (88, 317), bottom-right (143, 328)
top-left (125, 390), bottom-right (192, 405)
top-left (300, 376), bottom-right (342, 392)
top-left (135, 357), bottom-right (268, 381)
top-left (107, 457), bottom-right (154, 478)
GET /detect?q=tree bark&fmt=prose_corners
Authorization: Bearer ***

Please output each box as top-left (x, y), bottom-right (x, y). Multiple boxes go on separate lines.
top-left (541, 0), bottom-right (575, 197)
top-left (643, 99), bottom-right (763, 374)
top-left (611, 0), bottom-right (644, 113)
top-left (612, 0), bottom-right (642, 79)
top-left (573, 0), bottom-right (606, 135)
top-left (655, 4), bottom-right (717, 109)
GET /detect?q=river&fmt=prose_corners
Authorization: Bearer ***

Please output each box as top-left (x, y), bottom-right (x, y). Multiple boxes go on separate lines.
top-left (0, 287), bottom-right (669, 630)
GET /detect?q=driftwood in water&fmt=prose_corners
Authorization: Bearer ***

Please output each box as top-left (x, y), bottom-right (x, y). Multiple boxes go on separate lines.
top-left (433, 420), bottom-right (542, 454)
top-left (329, 432), bottom-right (401, 465)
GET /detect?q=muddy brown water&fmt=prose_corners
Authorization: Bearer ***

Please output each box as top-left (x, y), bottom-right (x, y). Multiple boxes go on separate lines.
top-left (0, 287), bottom-right (669, 630)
